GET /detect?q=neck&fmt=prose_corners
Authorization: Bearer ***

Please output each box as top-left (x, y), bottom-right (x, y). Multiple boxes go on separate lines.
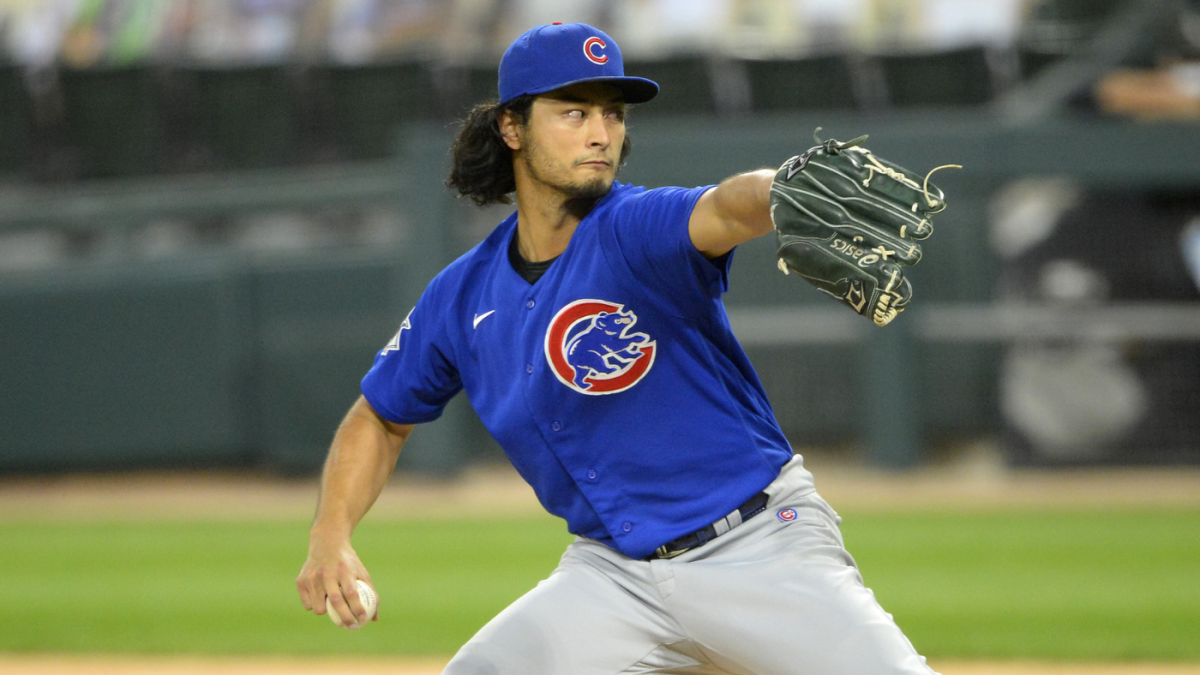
top-left (511, 167), bottom-right (606, 263)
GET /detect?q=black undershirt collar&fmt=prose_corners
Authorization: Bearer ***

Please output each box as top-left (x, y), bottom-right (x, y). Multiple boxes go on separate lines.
top-left (508, 233), bottom-right (559, 285)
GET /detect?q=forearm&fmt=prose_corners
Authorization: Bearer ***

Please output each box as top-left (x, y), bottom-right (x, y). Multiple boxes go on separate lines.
top-left (690, 169), bottom-right (776, 257)
top-left (310, 396), bottom-right (411, 542)
top-left (711, 169), bottom-right (775, 236)
top-left (297, 396), bottom-right (410, 623)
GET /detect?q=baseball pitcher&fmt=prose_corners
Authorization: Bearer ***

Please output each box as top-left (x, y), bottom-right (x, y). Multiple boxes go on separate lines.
top-left (297, 22), bottom-right (955, 675)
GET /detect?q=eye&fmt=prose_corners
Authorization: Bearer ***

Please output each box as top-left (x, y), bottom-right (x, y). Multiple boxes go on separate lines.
top-left (565, 109), bottom-right (584, 119)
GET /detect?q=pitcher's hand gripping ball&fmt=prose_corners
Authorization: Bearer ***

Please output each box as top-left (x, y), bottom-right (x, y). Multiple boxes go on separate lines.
top-left (327, 579), bottom-right (378, 629)
top-left (770, 131), bottom-right (960, 326)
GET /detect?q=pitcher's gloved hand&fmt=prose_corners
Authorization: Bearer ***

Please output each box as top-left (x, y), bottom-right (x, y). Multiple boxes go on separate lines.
top-left (770, 131), bottom-right (960, 326)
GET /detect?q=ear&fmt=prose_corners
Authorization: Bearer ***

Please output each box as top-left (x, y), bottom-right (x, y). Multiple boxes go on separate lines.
top-left (497, 110), bottom-right (522, 151)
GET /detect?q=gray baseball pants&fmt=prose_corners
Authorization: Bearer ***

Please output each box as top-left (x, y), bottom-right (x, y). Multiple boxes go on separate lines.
top-left (443, 456), bottom-right (938, 675)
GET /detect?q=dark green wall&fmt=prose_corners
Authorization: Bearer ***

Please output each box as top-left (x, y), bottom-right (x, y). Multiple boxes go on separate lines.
top-left (2, 113), bottom-right (1198, 473)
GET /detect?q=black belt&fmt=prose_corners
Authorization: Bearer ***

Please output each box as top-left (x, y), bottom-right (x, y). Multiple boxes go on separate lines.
top-left (648, 491), bottom-right (770, 560)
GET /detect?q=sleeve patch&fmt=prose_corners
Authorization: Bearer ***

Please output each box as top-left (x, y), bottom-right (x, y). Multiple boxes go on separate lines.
top-left (381, 307), bottom-right (413, 355)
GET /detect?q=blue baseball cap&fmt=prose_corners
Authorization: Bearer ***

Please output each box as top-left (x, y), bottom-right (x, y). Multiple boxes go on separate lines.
top-left (498, 23), bottom-right (659, 105)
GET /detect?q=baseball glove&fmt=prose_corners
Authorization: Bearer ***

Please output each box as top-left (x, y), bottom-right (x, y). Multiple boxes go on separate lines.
top-left (769, 131), bottom-right (959, 327)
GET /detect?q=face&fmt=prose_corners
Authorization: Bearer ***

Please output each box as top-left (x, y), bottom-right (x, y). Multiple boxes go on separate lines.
top-left (502, 82), bottom-right (627, 201)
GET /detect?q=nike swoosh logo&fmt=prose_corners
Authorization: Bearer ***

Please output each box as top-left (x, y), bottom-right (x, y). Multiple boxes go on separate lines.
top-left (473, 310), bottom-right (496, 329)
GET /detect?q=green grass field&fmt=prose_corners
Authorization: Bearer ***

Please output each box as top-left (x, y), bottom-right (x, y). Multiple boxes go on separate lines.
top-left (2, 507), bottom-right (1197, 659)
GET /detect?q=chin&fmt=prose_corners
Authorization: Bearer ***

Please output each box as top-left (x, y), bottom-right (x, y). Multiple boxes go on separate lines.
top-left (567, 177), bottom-right (613, 201)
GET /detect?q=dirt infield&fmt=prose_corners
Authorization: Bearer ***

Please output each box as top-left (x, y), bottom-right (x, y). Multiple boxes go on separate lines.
top-left (2, 655), bottom-right (1198, 675)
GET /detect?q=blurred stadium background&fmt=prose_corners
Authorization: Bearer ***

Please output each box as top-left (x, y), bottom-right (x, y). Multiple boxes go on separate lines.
top-left (1, 0), bottom-right (1199, 671)
top-left (0, 0), bottom-right (1195, 473)
top-left (2, 0), bottom-right (1200, 474)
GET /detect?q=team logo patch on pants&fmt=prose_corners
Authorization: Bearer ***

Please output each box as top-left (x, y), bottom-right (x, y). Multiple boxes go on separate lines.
top-left (777, 508), bottom-right (798, 522)
top-left (545, 299), bottom-right (656, 395)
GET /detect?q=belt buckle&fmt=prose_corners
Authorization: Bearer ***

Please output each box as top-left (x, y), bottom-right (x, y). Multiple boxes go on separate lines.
top-left (653, 544), bottom-right (689, 559)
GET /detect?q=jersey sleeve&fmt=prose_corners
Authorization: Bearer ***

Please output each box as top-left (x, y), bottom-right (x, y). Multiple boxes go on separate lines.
top-left (608, 185), bottom-right (732, 314)
top-left (360, 283), bottom-right (463, 424)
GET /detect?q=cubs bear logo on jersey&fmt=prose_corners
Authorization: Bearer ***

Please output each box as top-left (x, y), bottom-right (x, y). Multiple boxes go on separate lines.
top-left (545, 299), bottom-right (656, 395)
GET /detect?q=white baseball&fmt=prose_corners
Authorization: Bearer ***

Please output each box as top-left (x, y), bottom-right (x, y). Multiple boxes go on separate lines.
top-left (326, 579), bottom-right (378, 628)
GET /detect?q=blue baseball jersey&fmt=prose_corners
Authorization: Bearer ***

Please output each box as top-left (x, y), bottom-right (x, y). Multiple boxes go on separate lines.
top-left (362, 181), bottom-right (793, 559)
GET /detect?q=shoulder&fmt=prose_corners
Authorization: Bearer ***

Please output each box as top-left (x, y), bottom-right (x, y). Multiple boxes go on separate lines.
top-left (595, 183), bottom-right (711, 235)
top-left (589, 181), bottom-right (645, 215)
top-left (427, 213), bottom-right (515, 295)
top-left (592, 182), bottom-right (709, 222)
top-left (600, 182), bottom-right (689, 207)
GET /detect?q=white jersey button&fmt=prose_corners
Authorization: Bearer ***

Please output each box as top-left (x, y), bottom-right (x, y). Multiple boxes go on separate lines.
top-left (551, 421), bottom-right (562, 431)
top-left (526, 300), bottom-right (536, 308)
top-left (622, 521), bottom-right (633, 532)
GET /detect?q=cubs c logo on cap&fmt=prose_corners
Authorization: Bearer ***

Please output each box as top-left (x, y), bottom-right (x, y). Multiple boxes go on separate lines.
top-left (583, 37), bottom-right (608, 65)
top-left (545, 299), bottom-right (655, 395)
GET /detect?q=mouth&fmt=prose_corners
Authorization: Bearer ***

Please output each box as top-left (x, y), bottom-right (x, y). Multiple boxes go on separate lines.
top-left (577, 159), bottom-right (612, 170)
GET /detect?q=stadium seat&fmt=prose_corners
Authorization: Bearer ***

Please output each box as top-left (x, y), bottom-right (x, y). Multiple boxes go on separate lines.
top-left (742, 55), bottom-right (858, 112)
top-left (0, 64), bottom-right (31, 178)
top-left (466, 62), bottom-right (502, 109)
top-left (878, 46), bottom-right (996, 107)
top-left (316, 61), bottom-right (439, 160)
top-left (58, 66), bottom-right (161, 178)
top-left (1013, 0), bottom-right (1123, 80)
top-left (190, 66), bottom-right (299, 170)
top-left (624, 56), bottom-right (717, 116)
top-left (435, 62), bottom-right (504, 117)
top-left (1016, 49), bottom-right (1069, 79)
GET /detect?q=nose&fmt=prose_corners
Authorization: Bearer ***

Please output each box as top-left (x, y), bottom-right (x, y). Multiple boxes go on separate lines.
top-left (585, 112), bottom-right (611, 149)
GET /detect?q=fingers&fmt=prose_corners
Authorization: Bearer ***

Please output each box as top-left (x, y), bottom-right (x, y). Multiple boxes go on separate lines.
top-left (296, 547), bottom-right (374, 628)
top-left (342, 578), bottom-right (370, 626)
top-left (296, 563), bottom-right (324, 613)
top-left (296, 563), bottom-right (310, 609)
top-left (296, 566), bottom-right (329, 616)
top-left (324, 570), bottom-right (358, 627)
top-left (322, 563), bottom-right (379, 628)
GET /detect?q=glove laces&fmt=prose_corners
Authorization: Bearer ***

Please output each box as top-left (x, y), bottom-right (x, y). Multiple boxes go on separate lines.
top-left (814, 127), bottom-right (961, 211)
top-left (859, 152), bottom-right (962, 211)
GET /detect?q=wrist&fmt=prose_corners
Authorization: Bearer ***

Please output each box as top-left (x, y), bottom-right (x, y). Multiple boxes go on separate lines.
top-left (309, 519), bottom-right (354, 544)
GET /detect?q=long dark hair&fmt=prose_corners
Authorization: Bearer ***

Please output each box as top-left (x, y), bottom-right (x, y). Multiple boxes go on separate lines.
top-left (446, 95), bottom-right (633, 207)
